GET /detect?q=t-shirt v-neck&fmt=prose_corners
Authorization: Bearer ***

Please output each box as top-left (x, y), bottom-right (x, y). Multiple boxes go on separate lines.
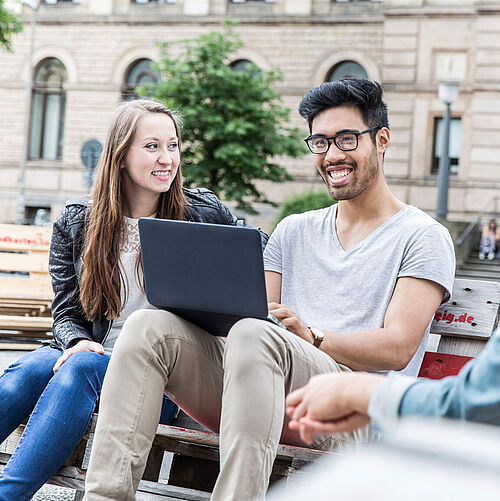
top-left (331, 204), bottom-right (410, 255)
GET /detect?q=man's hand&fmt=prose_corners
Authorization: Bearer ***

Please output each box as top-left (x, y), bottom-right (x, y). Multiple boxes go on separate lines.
top-left (53, 339), bottom-right (105, 373)
top-left (285, 372), bottom-right (384, 443)
top-left (268, 302), bottom-right (313, 343)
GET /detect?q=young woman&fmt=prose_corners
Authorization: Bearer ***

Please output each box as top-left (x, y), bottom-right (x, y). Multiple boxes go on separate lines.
top-left (0, 99), bottom-right (261, 500)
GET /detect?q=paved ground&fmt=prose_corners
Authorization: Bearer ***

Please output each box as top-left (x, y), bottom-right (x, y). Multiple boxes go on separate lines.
top-left (33, 485), bottom-right (76, 500)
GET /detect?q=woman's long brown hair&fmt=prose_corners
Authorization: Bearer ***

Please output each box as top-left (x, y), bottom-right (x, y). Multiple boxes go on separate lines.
top-left (80, 99), bottom-right (186, 321)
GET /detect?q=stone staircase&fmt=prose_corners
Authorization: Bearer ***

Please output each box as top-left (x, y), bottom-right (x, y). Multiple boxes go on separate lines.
top-left (456, 250), bottom-right (500, 282)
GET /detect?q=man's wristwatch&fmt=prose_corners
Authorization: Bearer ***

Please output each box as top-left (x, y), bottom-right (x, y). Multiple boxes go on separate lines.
top-left (308, 326), bottom-right (325, 348)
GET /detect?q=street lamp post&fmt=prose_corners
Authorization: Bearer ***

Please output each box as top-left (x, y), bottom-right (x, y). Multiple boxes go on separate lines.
top-left (436, 82), bottom-right (459, 221)
top-left (17, 0), bottom-right (39, 225)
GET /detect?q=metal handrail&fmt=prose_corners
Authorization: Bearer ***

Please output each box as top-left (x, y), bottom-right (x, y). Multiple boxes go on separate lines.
top-left (456, 196), bottom-right (499, 247)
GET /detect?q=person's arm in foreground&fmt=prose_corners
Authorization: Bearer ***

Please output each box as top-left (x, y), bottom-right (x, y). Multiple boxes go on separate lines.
top-left (266, 270), bottom-right (444, 372)
top-left (286, 330), bottom-right (500, 443)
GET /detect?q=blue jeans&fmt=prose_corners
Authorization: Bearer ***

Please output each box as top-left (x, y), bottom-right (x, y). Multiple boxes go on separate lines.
top-left (0, 345), bottom-right (177, 501)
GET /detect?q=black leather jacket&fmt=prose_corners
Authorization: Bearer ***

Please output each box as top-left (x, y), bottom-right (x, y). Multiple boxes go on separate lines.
top-left (49, 188), bottom-right (268, 350)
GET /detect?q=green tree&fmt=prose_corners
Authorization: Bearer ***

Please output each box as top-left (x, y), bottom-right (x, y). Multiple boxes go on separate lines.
top-left (0, 0), bottom-right (21, 52)
top-left (274, 189), bottom-right (336, 230)
top-left (142, 27), bottom-right (307, 214)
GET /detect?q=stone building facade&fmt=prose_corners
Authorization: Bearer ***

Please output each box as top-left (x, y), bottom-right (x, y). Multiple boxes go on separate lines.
top-left (1, 0), bottom-right (499, 231)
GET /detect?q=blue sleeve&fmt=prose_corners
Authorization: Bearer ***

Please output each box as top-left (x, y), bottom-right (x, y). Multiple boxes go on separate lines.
top-left (399, 330), bottom-right (500, 424)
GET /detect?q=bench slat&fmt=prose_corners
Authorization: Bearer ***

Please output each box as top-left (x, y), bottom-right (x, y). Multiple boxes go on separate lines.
top-left (0, 315), bottom-right (53, 332)
top-left (0, 251), bottom-right (49, 274)
top-left (437, 337), bottom-right (489, 357)
top-left (155, 424), bottom-right (332, 463)
top-left (430, 279), bottom-right (499, 340)
top-left (137, 480), bottom-right (211, 500)
top-left (0, 224), bottom-right (51, 252)
top-left (0, 277), bottom-right (53, 301)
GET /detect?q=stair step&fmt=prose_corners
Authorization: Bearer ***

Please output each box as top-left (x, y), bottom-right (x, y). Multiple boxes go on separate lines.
top-left (455, 269), bottom-right (500, 280)
top-left (466, 257), bottom-right (500, 264)
top-left (456, 241), bottom-right (500, 282)
top-left (461, 263), bottom-right (500, 272)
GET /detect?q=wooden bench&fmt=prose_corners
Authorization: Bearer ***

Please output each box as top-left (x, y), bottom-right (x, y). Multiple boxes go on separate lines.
top-left (1, 277), bottom-right (499, 500)
top-left (0, 224), bottom-right (53, 347)
top-left (418, 278), bottom-right (499, 379)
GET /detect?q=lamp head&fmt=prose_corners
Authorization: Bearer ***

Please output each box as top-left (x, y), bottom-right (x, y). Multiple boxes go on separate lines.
top-left (438, 82), bottom-right (459, 105)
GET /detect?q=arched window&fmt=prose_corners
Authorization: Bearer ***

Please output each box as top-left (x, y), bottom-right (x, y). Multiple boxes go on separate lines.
top-left (29, 58), bottom-right (67, 160)
top-left (327, 60), bottom-right (368, 82)
top-left (230, 59), bottom-right (261, 77)
top-left (122, 58), bottom-right (160, 100)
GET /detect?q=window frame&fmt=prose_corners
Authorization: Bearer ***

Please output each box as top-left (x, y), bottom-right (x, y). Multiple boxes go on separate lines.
top-left (430, 115), bottom-right (462, 176)
top-left (29, 58), bottom-right (67, 161)
top-left (43, 0), bottom-right (81, 5)
top-left (121, 58), bottom-right (161, 101)
top-left (327, 60), bottom-right (369, 82)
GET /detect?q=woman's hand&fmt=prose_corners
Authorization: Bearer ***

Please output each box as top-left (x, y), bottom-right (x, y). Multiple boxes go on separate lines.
top-left (53, 339), bottom-right (105, 373)
top-left (286, 372), bottom-right (384, 443)
top-left (268, 302), bottom-right (312, 343)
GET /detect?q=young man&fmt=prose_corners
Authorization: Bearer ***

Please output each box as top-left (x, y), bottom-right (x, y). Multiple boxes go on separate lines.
top-left (84, 79), bottom-right (455, 501)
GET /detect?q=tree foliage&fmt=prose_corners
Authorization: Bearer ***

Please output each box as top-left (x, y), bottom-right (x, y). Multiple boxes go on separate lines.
top-left (274, 189), bottom-right (336, 229)
top-left (0, 0), bottom-right (22, 52)
top-left (141, 27), bottom-right (307, 213)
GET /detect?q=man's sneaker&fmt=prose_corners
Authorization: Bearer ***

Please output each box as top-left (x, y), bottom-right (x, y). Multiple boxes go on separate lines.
top-left (488, 251), bottom-right (495, 260)
top-left (479, 252), bottom-right (485, 260)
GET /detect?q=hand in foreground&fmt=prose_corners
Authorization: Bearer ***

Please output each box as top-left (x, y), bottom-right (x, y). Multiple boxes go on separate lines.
top-left (285, 372), bottom-right (384, 444)
top-left (268, 302), bottom-right (312, 343)
top-left (53, 339), bottom-right (105, 373)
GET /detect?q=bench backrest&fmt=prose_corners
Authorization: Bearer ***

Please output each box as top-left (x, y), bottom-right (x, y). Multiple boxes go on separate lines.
top-left (0, 224), bottom-right (53, 301)
top-left (430, 278), bottom-right (499, 356)
top-left (418, 278), bottom-right (500, 379)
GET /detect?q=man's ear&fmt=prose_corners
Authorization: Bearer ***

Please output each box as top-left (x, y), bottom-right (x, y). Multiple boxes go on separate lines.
top-left (377, 127), bottom-right (390, 154)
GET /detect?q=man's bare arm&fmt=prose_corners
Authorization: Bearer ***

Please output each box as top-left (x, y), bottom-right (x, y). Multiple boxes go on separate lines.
top-left (265, 270), bottom-right (282, 304)
top-left (266, 274), bottom-right (445, 372)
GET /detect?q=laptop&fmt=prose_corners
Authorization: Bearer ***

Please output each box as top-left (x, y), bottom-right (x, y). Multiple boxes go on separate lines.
top-left (138, 218), bottom-right (284, 336)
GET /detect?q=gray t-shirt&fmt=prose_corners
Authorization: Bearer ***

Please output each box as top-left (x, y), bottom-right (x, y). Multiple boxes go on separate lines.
top-left (263, 204), bottom-right (455, 376)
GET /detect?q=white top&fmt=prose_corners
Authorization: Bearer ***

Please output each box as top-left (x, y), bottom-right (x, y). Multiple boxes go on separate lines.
top-left (263, 204), bottom-right (456, 376)
top-left (102, 216), bottom-right (157, 354)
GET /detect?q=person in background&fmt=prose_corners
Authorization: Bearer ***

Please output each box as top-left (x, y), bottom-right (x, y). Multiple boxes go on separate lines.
top-left (479, 219), bottom-right (497, 261)
top-left (0, 99), bottom-right (259, 501)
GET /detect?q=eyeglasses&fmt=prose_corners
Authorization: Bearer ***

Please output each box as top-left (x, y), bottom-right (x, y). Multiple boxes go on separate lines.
top-left (304, 126), bottom-right (381, 154)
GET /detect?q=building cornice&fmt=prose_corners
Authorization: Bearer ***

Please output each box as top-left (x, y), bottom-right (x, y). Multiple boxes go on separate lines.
top-left (28, 14), bottom-right (387, 25)
top-left (384, 6), bottom-right (476, 17)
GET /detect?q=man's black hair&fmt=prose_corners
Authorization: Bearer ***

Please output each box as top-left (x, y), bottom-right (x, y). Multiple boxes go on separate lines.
top-left (298, 79), bottom-right (389, 143)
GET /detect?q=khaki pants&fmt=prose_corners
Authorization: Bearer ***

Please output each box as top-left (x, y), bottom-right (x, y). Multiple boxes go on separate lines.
top-left (84, 311), bottom-right (372, 501)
